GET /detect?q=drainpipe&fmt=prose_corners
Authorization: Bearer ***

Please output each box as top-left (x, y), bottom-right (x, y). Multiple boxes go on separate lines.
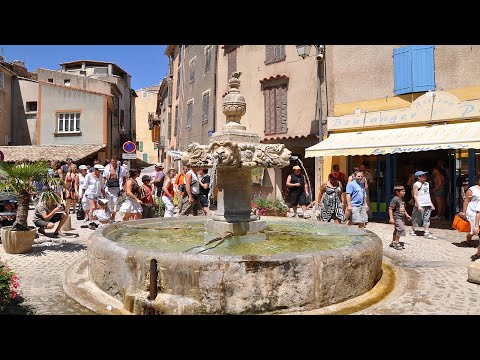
top-left (315, 46), bottom-right (325, 201)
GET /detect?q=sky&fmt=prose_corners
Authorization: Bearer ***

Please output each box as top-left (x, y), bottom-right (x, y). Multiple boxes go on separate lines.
top-left (0, 45), bottom-right (169, 90)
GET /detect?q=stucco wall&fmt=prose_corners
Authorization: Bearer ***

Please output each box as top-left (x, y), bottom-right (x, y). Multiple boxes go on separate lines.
top-left (215, 45), bottom-right (318, 138)
top-left (179, 45), bottom-right (217, 150)
top-left (135, 89), bottom-right (159, 163)
top-left (12, 78), bottom-right (38, 145)
top-left (0, 69), bottom-right (12, 145)
top-left (328, 45), bottom-right (480, 110)
top-left (36, 68), bottom-right (112, 94)
top-left (39, 84), bottom-right (105, 145)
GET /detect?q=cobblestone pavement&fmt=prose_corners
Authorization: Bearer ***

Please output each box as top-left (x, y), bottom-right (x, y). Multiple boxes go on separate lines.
top-left (1, 208), bottom-right (480, 314)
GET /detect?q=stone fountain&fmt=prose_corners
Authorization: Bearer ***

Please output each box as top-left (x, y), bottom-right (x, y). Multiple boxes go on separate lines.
top-left (69, 73), bottom-right (383, 315)
top-left (181, 71), bottom-right (291, 235)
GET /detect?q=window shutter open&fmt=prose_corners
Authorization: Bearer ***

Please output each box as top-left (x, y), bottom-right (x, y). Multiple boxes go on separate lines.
top-left (265, 45), bottom-right (275, 64)
top-left (203, 93), bottom-right (209, 123)
top-left (412, 45), bottom-right (435, 92)
top-left (393, 47), bottom-right (413, 95)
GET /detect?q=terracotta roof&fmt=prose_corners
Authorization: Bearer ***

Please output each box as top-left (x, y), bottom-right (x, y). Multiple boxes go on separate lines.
top-left (259, 74), bottom-right (289, 83)
top-left (39, 80), bottom-right (112, 97)
top-left (0, 63), bottom-right (15, 75)
top-left (0, 144), bottom-right (105, 163)
top-left (262, 134), bottom-right (317, 142)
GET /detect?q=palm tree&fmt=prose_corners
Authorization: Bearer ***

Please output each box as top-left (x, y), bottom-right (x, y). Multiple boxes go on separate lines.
top-left (0, 161), bottom-right (62, 231)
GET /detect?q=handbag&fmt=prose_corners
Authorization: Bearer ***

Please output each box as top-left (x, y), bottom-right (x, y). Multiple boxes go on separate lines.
top-left (76, 203), bottom-right (85, 221)
top-left (452, 214), bottom-right (470, 233)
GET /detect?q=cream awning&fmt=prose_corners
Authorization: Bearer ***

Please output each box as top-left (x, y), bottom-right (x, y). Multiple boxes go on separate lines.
top-left (305, 122), bottom-right (480, 157)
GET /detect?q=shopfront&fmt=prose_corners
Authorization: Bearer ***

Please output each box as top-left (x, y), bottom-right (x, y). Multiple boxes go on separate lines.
top-left (306, 91), bottom-right (480, 220)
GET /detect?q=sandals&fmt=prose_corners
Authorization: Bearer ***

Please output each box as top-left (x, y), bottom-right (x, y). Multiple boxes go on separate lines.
top-left (389, 242), bottom-right (404, 250)
top-left (409, 230), bottom-right (416, 236)
top-left (471, 254), bottom-right (480, 262)
top-left (423, 233), bottom-right (437, 239)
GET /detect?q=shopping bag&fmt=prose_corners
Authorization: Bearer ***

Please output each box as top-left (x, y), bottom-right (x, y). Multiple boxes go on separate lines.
top-left (452, 214), bottom-right (471, 233)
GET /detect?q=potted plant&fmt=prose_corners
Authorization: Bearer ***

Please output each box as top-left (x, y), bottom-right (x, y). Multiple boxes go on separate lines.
top-left (251, 196), bottom-right (288, 217)
top-left (0, 161), bottom-right (62, 254)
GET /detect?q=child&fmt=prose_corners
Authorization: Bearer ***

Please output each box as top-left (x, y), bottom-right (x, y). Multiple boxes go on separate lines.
top-left (388, 185), bottom-right (412, 250)
top-left (92, 198), bottom-right (112, 229)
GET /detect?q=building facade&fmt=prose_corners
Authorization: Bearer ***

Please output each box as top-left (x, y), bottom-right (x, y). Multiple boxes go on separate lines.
top-left (179, 45), bottom-right (218, 151)
top-left (306, 45), bottom-right (480, 219)
top-left (215, 45), bottom-right (319, 202)
top-left (0, 63), bottom-right (14, 146)
top-left (155, 77), bottom-right (170, 166)
top-left (136, 84), bottom-right (160, 164)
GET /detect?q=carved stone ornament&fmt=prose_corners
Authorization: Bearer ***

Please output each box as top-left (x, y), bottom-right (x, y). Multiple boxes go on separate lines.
top-left (181, 142), bottom-right (211, 167)
top-left (209, 141), bottom-right (241, 167)
top-left (239, 143), bottom-right (257, 167)
top-left (222, 72), bottom-right (246, 123)
top-left (253, 144), bottom-right (292, 168)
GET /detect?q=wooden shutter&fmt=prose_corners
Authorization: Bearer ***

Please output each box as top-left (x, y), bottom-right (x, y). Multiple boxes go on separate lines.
top-left (411, 45), bottom-right (435, 92)
top-left (174, 106), bottom-right (179, 135)
top-left (203, 93), bottom-right (209, 123)
top-left (227, 48), bottom-right (237, 78)
top-left (265, 45), bottom-right (275, 64)
top-left (264, 87), bottom-right (274, 135)
top-left (275, 45), bottom-right (286, 62)
top-left (190, 59), bottom-right (195, 83)
top-left (167, 112), bottom-right (172, 138)
top-left (187, 102), bottom-right (193, 128)
top-left (176, 68), bottom-right (181, 98)
top-left (278, 85), bottom-right (288, 133)
top-left (205, 46), bottom-right (211, 72)
top-left (393, 46), bottom-right (413, 95)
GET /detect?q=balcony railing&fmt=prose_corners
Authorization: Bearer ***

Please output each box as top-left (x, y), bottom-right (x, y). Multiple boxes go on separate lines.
top-left (158, 136), bottom-right (165, 148)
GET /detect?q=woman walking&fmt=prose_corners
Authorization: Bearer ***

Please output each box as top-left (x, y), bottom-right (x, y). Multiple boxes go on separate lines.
top-left (318, 172), bottom-right (345, 224)
top-left (460, 174), bottom-right (480, 247)
top-left (162, 168), bottom-right (177, 217)
top-left (64, 164), bottom-right (78, 214)
top-left (119, 169), bottom-right (143, 221)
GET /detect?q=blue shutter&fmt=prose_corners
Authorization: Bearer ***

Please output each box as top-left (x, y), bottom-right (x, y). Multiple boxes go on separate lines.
top-left (411, 45), bottom-right (435, 92)
top-left (393, 47), bottom-right (413, 95)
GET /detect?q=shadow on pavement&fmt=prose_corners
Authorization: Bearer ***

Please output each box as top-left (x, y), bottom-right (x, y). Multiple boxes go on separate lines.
top-left (24, 241), bottom-right (87, 257)
top-left (1, 294), bottom-right (35, 315)
top-left (452, 239), bottom-right (479, 248)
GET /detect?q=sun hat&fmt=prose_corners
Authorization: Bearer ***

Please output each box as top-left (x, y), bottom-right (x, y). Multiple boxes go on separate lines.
top-left (293, 165), bottom-right (301, 170)
top-left (78, 165), bottom-right (88, 170)
top-left (414, 170), bottom-right (428, 178)
top-left (94, 164), bottom-right (105, 171)
top-left (155, 163), bottom-right (164, 168)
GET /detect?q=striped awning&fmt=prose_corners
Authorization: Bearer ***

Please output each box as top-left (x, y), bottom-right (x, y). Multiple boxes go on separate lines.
top-left (305, 121), bottom-right (480, 157)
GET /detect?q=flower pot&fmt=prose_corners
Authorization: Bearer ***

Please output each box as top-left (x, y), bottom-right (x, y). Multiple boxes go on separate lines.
top-left (1, 226), bottom-right (36, 254)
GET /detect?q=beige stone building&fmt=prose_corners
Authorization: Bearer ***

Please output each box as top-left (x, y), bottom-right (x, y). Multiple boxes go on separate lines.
top-left (306, 45), bottom-right (480, 220)
top-left (0, 62), bottom-right (14, 146)
top-left (135, 84), bottom-right (161, 164)
top-left (215, 45), bottom-right (319, 202)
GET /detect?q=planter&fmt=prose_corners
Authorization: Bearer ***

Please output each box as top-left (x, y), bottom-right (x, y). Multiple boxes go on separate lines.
top-left (263, 209), bottom-right (287, 217)
top-left (1, 226), bottom-right (36, 254)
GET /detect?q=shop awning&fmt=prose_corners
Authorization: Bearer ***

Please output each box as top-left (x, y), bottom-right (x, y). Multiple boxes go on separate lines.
top-left (305, 122), bottom-right (480, 157)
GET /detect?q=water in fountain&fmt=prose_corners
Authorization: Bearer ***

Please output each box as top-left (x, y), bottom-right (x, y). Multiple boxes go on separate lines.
top-left (207, 156), bottom-right (219, 208)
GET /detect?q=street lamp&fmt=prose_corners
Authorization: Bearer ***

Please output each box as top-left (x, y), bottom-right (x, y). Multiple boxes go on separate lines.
top-left (296, 45), bottom-right (325, 61)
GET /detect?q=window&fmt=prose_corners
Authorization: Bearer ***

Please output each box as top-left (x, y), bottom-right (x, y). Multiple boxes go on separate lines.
top-left (174, 105), bottom-right (179, 135)
top-left (64, 79), bottom-right (71, 86)
top-left (205, 46), bottom-right (212, 73)
top-left (120, 110), bottom-right (125, 129)
top-left (57, 112), bottom-right (81, 133)
top-left (167, 82), bottom-right (172, 105)
top-left (186, 100), bottom-right (193, 128)
top-left (189, 58), bottom-right (196, 84)
top-left (26, 101), bottom-right (37, 112)
top-left (227, 47), bottom-right (237, 79)
top-left (265, 45), bottom-right (286, 65)
top-left (168, 112), bottom-right (172, 139)
top-left (80, 70), bottom-right (86, 76)
top-left (202, 92), bottom-right (209, 124)
top-left (138, 141), bottom-right (144, 152)
top-left (176, 68), bottom-right (181, 98)
top-left (0, 72), bottom-right (4, 90)
top-left (168, 54), bottom-right (174, 77)
top-left (393, 45), bottom-right (435, 95)
top-left (264, 84), bottom-right (288, 135)
top-left (47, 78), bottom-right (53, 83)
top-left (143, 153), bottom-right (148, 162)
top-left (178, 45), bottom-right (182, 64)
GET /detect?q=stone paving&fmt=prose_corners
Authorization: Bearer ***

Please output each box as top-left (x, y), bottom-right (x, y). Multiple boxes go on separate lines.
top-left (1, 206), bottom-right (480, 315)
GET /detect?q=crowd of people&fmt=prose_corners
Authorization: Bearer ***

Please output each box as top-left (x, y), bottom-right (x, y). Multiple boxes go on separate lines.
top-left (32, 157), bottom-right (213, 235)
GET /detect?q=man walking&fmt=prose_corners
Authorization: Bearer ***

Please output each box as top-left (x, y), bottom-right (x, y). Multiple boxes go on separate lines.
top-left (346, 170), bottom-right (369, 228)
top-left (150, 163), bottom-right (165, 199)
top-left (410, 170), bottom-right (437, 239)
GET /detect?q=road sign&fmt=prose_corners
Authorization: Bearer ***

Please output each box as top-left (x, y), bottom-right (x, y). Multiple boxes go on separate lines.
top-left (0, 151), bottom-right (4, 161)
top-left (122, 153), bottom-right (137, 159)
top-left (123, 141), bottom-right (137, 153)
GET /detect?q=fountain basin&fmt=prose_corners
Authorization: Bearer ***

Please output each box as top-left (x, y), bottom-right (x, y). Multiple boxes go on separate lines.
top-left (87, 217), bottom-right (383, 314)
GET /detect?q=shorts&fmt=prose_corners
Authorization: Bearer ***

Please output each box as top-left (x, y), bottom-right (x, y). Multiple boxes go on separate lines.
top-left (105, 187), bottom-right (121, 212)
top-left (34, 213), bottom-right (63, 228)
top-left (351, 206), bottom-right (368, 224)
top-left (199, 194), bottom-right (209, 208)
top-left (412, 206), bottom-right (432, 228)
top-left (393, 218), bottom-right (406, 236)
top-left (119, 198), bottom-right (143, 214)
top-left (290, 191), bottom-right (307, 207)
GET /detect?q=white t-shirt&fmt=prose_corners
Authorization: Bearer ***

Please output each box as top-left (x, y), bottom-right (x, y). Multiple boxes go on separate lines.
top-left (186, 169), bottom-right (200, 195)
top-left (414, 181), bottom-right (433, 207)
top-left (83, 173), bottom-right (104, 197)
top-left (93, 208), bottom-right (111, 223)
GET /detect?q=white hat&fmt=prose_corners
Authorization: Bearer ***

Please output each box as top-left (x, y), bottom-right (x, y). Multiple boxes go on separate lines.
top-left (79, 165), bottom-right (88, 170)
top-left (155, 163), bottom-right (164, 168)
top-left (98, 198), bottom-right (108, 206)
top-left (94, 164), bottom-right (105, 171)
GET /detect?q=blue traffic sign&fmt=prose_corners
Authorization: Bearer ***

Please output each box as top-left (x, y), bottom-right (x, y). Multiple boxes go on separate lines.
top-left (123, 141), bottom-right (136, 153)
